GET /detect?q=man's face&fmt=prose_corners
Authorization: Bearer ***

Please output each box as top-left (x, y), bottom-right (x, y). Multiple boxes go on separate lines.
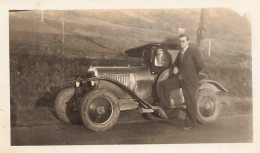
top-left (179, 36), bottom-right (189, 50)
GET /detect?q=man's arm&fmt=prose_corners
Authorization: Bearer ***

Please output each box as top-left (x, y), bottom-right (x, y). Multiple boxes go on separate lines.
top-left (171, 51), bottom-right (181, 75)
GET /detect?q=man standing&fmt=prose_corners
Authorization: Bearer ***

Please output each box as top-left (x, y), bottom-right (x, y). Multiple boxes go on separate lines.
top-left (157, 34), bottom-right (207, 130)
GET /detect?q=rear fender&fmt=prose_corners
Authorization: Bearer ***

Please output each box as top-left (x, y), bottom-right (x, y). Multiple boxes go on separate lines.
top-left (198, 80), bottom-right (229, 93)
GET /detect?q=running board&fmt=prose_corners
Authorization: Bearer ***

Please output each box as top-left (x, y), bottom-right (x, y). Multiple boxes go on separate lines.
top-left (170, 105), bottom-right (186, 109)
top-left (139, 105), bottom-right (186, 113)
top-left (139, 108), bottom-right (154, 113)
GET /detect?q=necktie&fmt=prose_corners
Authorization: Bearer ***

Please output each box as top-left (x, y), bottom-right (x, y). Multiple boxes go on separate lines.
top-left (180, 50), bottom-right (185, 62)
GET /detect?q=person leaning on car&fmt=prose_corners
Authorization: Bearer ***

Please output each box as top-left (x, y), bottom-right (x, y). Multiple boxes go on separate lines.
top-left (157, 34), bottom-right (208, 131)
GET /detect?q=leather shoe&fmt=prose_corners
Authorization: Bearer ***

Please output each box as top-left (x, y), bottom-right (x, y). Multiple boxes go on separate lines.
top-left (154, 108), bottom-right (168, 119)
top-left (182, 126), bottom-right (194, 131)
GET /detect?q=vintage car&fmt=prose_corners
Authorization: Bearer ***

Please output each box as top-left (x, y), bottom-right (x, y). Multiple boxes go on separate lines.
top-left (54, 42), bottom-right (228, 132)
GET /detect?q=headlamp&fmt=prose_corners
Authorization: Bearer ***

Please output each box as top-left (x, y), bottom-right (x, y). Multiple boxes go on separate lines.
top-left (75, 77), bottom-right (83, 88)
top-left (90, 80), bottom-right (96, 87)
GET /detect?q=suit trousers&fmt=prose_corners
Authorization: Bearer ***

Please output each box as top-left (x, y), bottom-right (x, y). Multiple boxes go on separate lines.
top-left (181, 81), bottom-right (198, 128)
top-left (159, 77), bottom-right (198, 128)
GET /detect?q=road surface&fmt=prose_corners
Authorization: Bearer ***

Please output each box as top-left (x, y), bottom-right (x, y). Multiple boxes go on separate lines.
top-left (11, 114), bottom-right (252, 145)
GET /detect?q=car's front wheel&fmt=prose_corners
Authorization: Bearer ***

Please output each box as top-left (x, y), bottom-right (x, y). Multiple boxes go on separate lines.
top-left (196, 89), bottom-right (221, 124)
top-left (80, 89), bottom-right (120, 132)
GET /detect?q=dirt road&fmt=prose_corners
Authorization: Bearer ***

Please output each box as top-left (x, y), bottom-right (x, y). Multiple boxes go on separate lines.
top-left (11, 114), bottom-right (252, 145)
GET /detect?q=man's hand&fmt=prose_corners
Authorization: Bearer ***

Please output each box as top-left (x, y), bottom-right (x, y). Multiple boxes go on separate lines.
top-left (173, 67), bottom-right (179, 74)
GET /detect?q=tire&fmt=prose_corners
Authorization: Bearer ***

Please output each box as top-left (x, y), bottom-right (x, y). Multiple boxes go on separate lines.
top-left (196, 89), bottom-right (221, 124)
top-left (54, 87), bottom-right (81, 124)
top-left (80, 89), bottom-right (120, 132)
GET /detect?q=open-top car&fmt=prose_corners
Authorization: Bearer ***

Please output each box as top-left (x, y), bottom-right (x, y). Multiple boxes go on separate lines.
top-left (54, 42), bottom-right (228, 132)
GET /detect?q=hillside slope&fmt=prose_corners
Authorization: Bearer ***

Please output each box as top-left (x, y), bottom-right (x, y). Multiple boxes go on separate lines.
top-left (10, 9), bottom-right (250, 54)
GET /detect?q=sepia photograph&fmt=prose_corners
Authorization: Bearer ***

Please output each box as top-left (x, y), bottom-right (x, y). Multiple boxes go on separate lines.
top-left (1, 0), bottom-right (260, 152)
top-left (9, 8), bottom-right (252, 145)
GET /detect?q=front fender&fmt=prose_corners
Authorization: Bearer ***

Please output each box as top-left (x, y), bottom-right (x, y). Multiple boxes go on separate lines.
top-left (82, 77), bottom-right (154, 109)
top-left (198, 80), bottom-right (228, 93)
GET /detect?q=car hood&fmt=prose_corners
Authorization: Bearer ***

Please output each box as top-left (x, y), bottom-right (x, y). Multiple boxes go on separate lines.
top-left (88, 66), bottom-right (147, 77)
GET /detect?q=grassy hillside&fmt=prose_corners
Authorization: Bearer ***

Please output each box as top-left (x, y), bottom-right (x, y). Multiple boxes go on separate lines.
top-left (9, 8), bottom-right (252, 126)
top-left (9, 9), bottom-right (251, 66)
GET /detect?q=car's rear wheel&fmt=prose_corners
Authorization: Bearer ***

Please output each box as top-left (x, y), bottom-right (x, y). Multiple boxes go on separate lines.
top-left (80, 89), bottom-right (120, 132)
top-left (196, 89), bottom-right (221, 124)
top-left (54, 87), bottom-right (81, 124)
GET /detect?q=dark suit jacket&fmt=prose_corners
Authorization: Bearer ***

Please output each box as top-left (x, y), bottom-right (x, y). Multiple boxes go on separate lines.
top-left (173, 45), bottom-right (206, 86)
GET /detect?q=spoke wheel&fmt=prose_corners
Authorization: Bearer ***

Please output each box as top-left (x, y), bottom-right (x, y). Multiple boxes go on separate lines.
top-left (199, 96), bottom-right (216, 117)
top-left (88, 97), bottom-right (113, 124)
top-left (81, 89), bottom-right (120, 132)
top-left (196, 89), bottom-right (221, 124)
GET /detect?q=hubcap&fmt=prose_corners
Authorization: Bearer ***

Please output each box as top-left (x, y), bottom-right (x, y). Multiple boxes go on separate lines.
top-left (88, 97), bottom-right (113, 124)
top-left (199, 96), bottom-right (215, 117)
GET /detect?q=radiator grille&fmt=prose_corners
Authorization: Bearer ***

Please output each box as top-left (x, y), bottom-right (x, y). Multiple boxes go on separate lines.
top-left (100, 74), bottom-right (131, 87)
